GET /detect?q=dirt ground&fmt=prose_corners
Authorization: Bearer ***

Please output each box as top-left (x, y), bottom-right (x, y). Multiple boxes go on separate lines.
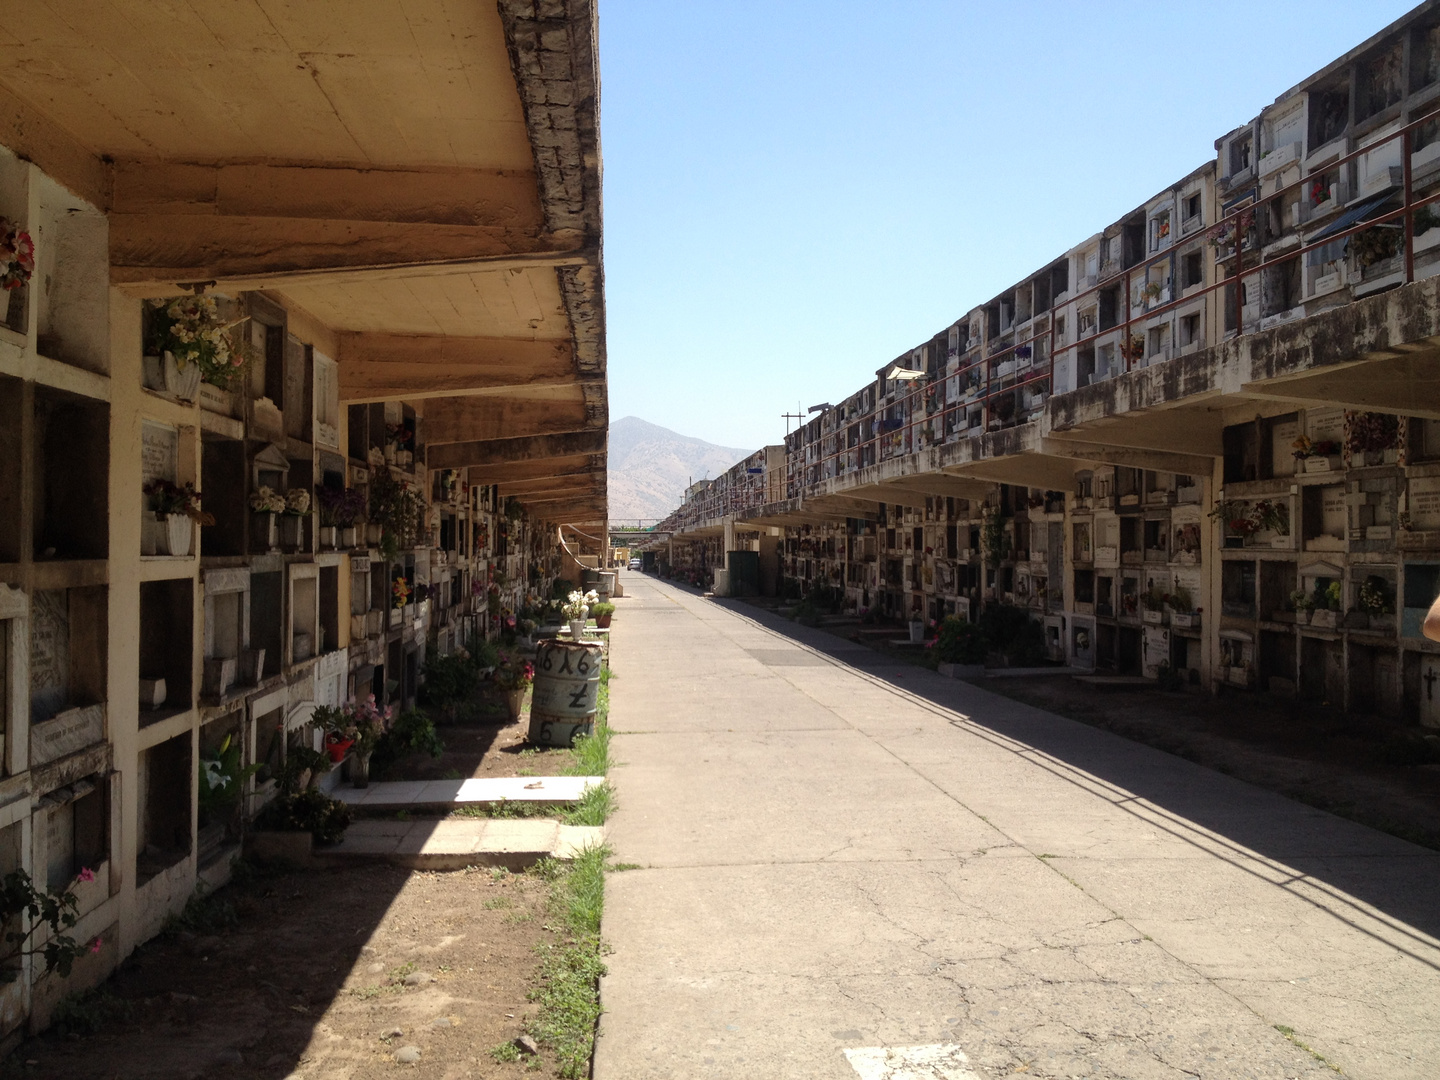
top-left (3, 683), bottom-right (603, 1080)
top-left (378, 687), bottom-right (577, 784)
top-left (970, 673), bottom-right (1440, 850)
top-left (6, 863), bottom-right (568, 1080)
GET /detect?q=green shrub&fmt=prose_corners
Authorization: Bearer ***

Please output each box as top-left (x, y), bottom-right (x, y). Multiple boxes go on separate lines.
top-left (256, 789), bottom-right (352, 845)
top-left (590, 601), bottom-right (615, 618)
top-left (373, 707), bottom-right (444, 774)
top-left (975, 604), bottom-right (1049, 665)
top-left (469, 634), bottom-right (500, 670)
top-left (933, 617), bottom-right (986, 664)
top-left (1005, 619), bottom-right (1048, 666)
top-left (419, 651), bottom-right (480, 707)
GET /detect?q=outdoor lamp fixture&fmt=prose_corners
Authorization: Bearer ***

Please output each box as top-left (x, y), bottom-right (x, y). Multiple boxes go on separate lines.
top-left (808, 403), bottom-right (832, 413)
top-left (883, 364), bottom-right (925, 382)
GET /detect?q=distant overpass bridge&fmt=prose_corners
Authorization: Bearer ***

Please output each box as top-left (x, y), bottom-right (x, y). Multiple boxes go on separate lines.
top-left (609, 520), bottom-right (669, 546)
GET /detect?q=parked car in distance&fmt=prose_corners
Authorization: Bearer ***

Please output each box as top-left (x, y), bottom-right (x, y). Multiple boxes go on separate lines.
top-left (628, 557), bottom-right (642, 570)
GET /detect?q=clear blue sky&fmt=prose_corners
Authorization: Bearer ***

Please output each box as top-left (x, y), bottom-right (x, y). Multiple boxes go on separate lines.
top-left (599, 1), bottom-right (1416, 453)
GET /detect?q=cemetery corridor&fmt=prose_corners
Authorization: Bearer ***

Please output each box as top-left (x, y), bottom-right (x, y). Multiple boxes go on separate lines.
top-left (595, 573), bottom-right (1440, 1080)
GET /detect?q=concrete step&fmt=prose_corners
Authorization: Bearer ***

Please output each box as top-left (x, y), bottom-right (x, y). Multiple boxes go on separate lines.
top-left (318, 818), bottom-right (605, 870)
top-left (332, 775), bottom-right (602, 812)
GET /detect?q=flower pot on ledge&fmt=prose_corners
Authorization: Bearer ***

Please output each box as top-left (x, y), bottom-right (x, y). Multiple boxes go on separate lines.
top-left (324, 733), bottom-right (353, 764)
top-left (252, 512), bottom-right (278, 552)
top-left (280, 515), bottom-right (305, 551)
top-left (164, 514), bottom-right (192, 557)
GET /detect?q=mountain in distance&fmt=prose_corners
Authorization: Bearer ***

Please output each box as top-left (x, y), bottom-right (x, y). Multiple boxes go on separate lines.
top-left (607, 416), bottom-right (752, 523)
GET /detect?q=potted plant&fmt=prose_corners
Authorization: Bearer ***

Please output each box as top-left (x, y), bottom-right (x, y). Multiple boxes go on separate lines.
top-left (561, 589), bottom-right (597, 640)
top-left (199, 733), bottom-right (261, 840)
top-left (280, 487), bottom-right (311, 550)
top-left (493, 652), bottom-right (535, 722)
top-left (315, 486), bottom-right (349, 548)
top-left (315, 695), bottom-right (390, 788)
top-left (1167, 585), bottom-right (1198, 628)
top-left (1346, 412), bottom-right (1400, 467)
top-left (1, 217), bottom-right (34, 331)
top-left (1292, 435), bottom-right (1344, 472)
top-left (1310, 583), bottom-right (1343, 629)
top-left (516, 615), bottom-right (538, 646)
top-left (143, 295), bottom-right (248, 402)
top-left (142, 479), bottom-right (214, 556)
top-left (1356, 575), bottom-right (1395, 634)
top-left (1289, 588), bottom-right (1315, 625)
top-left (1141, 584), bottom-right (1168, 625)
top-left (590, 600), bottom-right (615, 629)
top-left (392, 574), bottom-right (411, 617)
top-left (250, 486), bottom-right (285, 550)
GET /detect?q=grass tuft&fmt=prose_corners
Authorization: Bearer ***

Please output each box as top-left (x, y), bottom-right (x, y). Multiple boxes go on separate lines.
top-left (562, 781), bottom-right (614, 826)
top-left (567, 667), bottom-right (612, 777)
top-left (490, 1041), bottom-right (523, 1063)
top-left (526, 843), bottom-right (609, 1078)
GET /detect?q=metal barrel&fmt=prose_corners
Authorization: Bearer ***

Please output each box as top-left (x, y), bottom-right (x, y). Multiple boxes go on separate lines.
top-left (529, 638), bottom-right (603, 747)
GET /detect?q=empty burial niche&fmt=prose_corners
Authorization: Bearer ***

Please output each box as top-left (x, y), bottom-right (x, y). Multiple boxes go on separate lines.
top-left (290, 571), bottom-right (317, 662)
top-left (319, 565), bottom-right (339, 656)
top-left (250, 570), bottom-right (283, 679)
top-left (198, 711), bottom-right (243, 861)
top-left (139, 578), bottom-right (194, 723)
top-left (33, 386), bottom-right (109, 560)
top-left (0, 375), bottom-right (19, 563)
top-left (29, 587), bottom-right (106, 725)
top-left (33, 171), bottom-right (108, 375)
top-left (200, 433), bottom-right (247, 557)
top-left (138, 731), bottom-right (192, 885)
top-left (40, 775), bottom-right (107, 893)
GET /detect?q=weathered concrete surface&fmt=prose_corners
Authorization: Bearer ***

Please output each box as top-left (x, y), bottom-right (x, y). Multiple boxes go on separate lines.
top-left (320, 818), bottom-right (602, 870)
top-left (596, 574), bottom-right (1440, 1080)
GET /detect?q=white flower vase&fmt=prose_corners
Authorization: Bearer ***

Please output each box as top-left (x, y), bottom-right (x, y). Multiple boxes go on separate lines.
top-left (569, 609), bottom-right (588, 639)
top-left (341, 526), bottom-right (359, 548)
top-left (367, 523), bottom-right (384, 545)
top-left (163, 351), bottom-right (202, 402)
top-left (319, 525), bottom-right (337, 548)
top-left (163, 514), bottom-right (192, 557)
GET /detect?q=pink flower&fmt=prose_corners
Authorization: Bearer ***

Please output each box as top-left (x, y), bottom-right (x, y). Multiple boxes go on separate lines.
top-left (77, 867), bottom-right (95, 883)
top-left (89, 937), bottom-right (102, 954)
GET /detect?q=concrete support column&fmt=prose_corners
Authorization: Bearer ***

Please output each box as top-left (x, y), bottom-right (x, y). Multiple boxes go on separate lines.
top-left (757, 528), bottom-right (781, 597)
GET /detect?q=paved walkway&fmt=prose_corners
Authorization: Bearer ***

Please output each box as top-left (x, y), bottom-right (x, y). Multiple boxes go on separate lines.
top-left (596, 574), bottom-right (1440, 1080)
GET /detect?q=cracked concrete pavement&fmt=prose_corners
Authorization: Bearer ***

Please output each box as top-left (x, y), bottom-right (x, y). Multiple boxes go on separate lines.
top-left (594, 575), bottom-right (1440, 1079)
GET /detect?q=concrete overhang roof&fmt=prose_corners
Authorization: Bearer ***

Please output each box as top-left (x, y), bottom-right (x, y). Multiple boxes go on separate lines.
top-left (0, 0), bottom-right (606, 522)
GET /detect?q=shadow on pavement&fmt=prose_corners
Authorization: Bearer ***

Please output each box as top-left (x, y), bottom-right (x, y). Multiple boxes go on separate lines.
top-left (710, 593), bottom-right (1440, 958)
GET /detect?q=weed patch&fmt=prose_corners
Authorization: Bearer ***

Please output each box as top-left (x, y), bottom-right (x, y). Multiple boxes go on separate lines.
top-left (563, 781), bottom-right (614, 826)
top-left (49, 991), bottom-right (132, 1038)
top-left (527, 844), bottom-right (608, 1078)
